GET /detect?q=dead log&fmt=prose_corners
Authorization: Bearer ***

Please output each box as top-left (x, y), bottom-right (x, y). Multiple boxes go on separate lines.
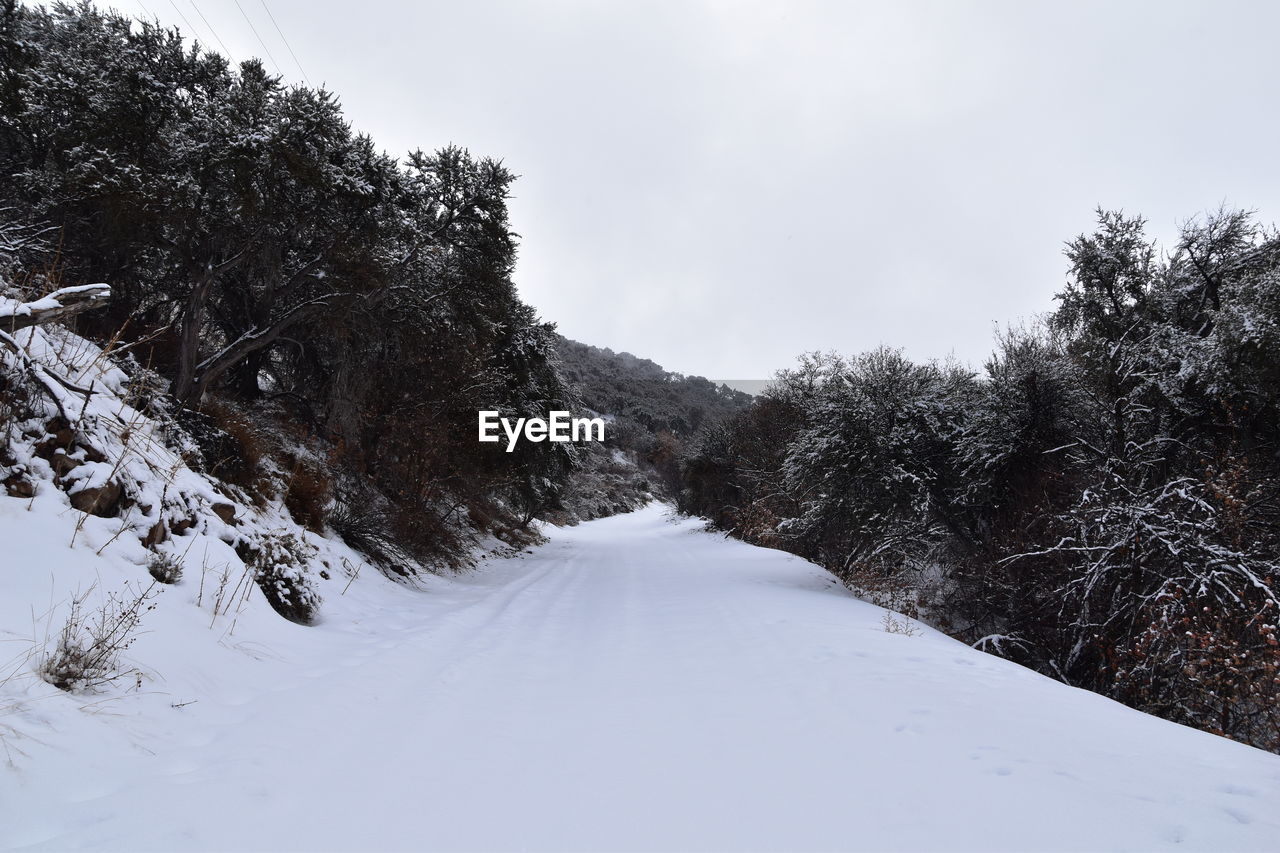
top-left (2, 284), bottom-right (111, 333)
top-left (0, 284), bottom-right (111, 422)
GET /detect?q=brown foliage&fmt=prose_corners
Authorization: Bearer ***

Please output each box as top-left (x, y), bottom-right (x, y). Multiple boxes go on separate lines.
top-left (283, 458), bottom-right (333, 533)
top-left (199, 398), bottom-right (266, 492)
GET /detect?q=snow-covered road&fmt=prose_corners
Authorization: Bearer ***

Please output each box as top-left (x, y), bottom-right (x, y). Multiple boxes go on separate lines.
top-left (4, 504), bottom-right (1280, 851)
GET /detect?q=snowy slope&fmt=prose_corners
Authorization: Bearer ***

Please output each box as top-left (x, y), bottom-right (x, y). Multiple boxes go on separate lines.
top-left (3, 505), bottom-right (1280, 852)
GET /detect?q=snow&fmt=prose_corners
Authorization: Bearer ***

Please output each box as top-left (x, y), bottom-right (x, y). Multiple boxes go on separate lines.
top-left (0, 284), bottom-right (110, 320)
top-left (2, 505), bottom-right (1279, 851)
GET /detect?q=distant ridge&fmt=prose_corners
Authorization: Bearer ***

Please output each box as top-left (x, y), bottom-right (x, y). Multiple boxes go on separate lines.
top-left (709, 379), bottom-right (772, 396)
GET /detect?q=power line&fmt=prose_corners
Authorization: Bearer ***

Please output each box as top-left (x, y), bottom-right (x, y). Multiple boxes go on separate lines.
top-left (258, 0), bottom-right (312, 88)
top-left (232, 0), bottom-right (283, 78)
top-left (189, 0), bottom-right (233, 61)
top-left (165, 0), bottom-right (201, 43)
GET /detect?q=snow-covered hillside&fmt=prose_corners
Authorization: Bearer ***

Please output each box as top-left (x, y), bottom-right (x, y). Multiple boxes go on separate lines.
top-left (3, 505), bottom-right (1278, 852)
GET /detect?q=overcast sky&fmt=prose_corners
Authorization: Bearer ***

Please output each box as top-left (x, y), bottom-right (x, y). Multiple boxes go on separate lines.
top-left (108, 0), bottom-right (1280, 380)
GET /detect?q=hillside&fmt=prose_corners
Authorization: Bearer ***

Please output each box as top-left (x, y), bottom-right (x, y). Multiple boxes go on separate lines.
top-left (555, 336), bottom-right (753, 438)
top-left (544, 336), bottom-right (752, 523)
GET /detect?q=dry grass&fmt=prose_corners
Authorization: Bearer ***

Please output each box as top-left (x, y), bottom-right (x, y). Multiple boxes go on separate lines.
top-left (283, 459), bottom-right (332, 533)
top-left (199, 398), bottom-right (266, 494)
top-left (37, 582), bottom-right (158, 692)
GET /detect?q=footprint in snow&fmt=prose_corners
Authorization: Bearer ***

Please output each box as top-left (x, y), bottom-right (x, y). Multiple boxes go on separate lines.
top-left (1217, 783), bottom-right (1257, 797)
top-left (1222, 807), bottom-right (1253, 825)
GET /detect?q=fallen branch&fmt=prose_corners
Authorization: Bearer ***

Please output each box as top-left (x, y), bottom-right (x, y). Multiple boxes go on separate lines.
top-left (1, 284), bottom-right (111, 333)
top-left (0, 285), bottom-right (110, 421)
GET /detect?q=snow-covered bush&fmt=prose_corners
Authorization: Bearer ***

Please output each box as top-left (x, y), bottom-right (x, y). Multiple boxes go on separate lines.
top-left (251, 532), bottom-right (322, 625)
top-left (549, 443), bottom-right (654, 525)
top-left (38, 583), bottom-right (158, 693)
top-left (146, 552), bottom-right (183, 585)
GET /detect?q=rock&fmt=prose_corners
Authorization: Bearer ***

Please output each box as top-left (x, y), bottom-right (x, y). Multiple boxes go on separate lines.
top-left (143, 520), bottom-right (168, 547)
top-left (211, 502), bottom-right (238, 525)
top-left (4, 475), bottom-right (34, 499)
top-left (170, 516), bottom-right (197, 535)
top-left (51, 451), bottom-right (81, 478)
top-left (69, 481), bottom-right (122, 517)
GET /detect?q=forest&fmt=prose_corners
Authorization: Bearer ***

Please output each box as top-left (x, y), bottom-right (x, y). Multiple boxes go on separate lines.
top-left (0, 0), bottom-right (578, 565)
top-left (681, 209), bottom-right (1280, 752)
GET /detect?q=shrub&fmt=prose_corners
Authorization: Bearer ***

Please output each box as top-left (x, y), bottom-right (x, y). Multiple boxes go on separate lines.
top-left (252, 532), bottom-right (321, 625)
top-left (190, 399), bottom-right (265, 491)
top-left (146, 552), bottom-right (183, 584)
top-left (39, 583), bottom-right (158, 692)
top-left (329, 498), bottom-right (417, 579)
top-left (283, 459), bottom-right (332, 533)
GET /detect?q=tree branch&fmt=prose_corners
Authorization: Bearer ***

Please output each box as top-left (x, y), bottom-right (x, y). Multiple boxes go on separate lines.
top-left (2, 284), bottom-right (111, 333)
